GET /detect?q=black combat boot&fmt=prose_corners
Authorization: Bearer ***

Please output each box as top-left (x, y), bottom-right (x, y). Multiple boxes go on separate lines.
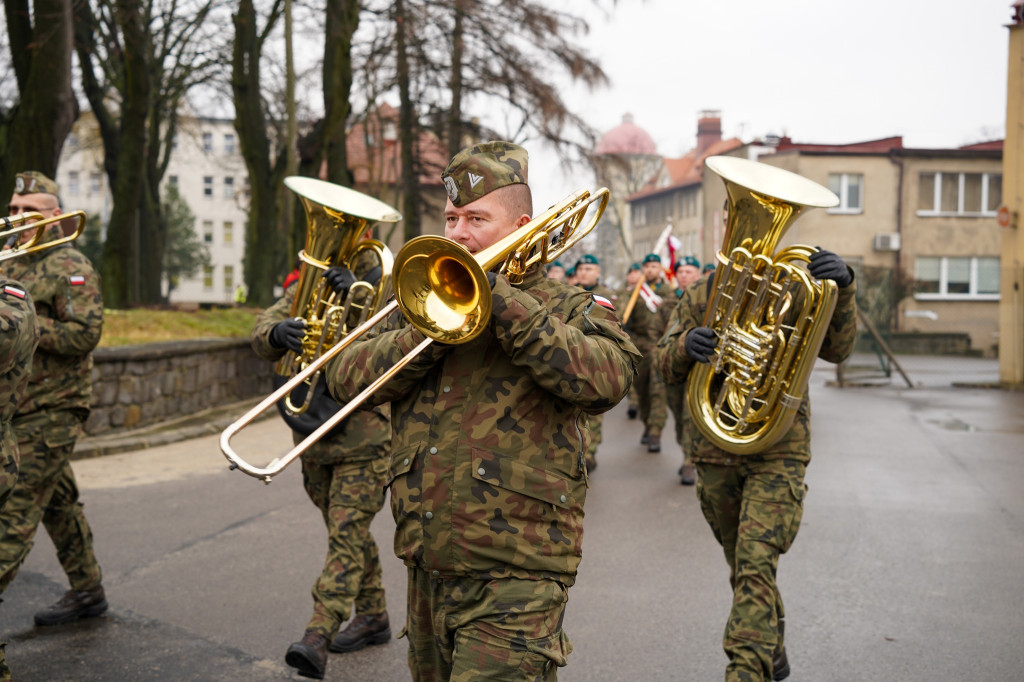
top-left (773, 617), bottom-right (790, 680)
top-left (285, 630), bottom-right (329, 679)
top-left (33, 586), bottom-right (108, 626)
top-left (329, 613), bottom-right (391, 653)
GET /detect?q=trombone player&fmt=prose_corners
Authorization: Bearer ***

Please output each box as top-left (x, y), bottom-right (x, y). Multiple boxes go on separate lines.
top-left (0, 171), bottom-right (108, 630)
top-left (325, 141), bottom-right (640, 680)
top-left (250, 233), bottom-right (392, 680)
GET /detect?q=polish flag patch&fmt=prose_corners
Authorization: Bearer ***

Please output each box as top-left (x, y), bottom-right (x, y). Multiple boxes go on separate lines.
top-left (592, 294), bottom-right (615, 311)
top-left (69, 276), bottom-right (86, 286)
top-left (3, 285), bottom-right (25, 299)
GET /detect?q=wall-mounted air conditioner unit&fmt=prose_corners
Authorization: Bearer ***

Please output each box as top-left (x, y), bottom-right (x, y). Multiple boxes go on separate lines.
top-left (873, 232), bottom-right (901, 251)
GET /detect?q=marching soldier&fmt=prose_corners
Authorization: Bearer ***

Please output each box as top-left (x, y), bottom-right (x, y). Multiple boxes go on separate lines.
top-left (546, 260), bottom-right (566, 282)
top-left (0, 275), bottom-right (38, 681)
top-left (573, 253), bottom-right (618, 471)
top-left (619, 263), bottom-right (643, 420)
top-left (658, 256), bottom-right (702, 485)
top-left (656, 249), bottom-right (857, 682)
top-left (626, 253), bottom-right (669, 453)
top-left (251, 247), bottom-right (392, 680)
top-left (326, 141), bottom-right (639, 680)
top-left (0, 172), bottom-right (107, 629)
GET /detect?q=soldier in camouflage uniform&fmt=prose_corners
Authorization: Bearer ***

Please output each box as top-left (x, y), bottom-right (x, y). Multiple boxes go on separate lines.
top-left (655, 250), bottom-right (857, 682)
top-left (251, 246), bottom-right (392, 680)
top-left (624, 253), bottom-right (669, 453)
top-left (619, 263), bottom-right (643, 420)
top-left (572, 253), bottom-right (618, 472)
top-left (0, 172), bottom-right (107, 632)
top-left (326, 141), bottom-right (640, 681)
top-left (658, 256), bottom-right (703, 485)
top-left (0, 276), bottom-right (38, 682)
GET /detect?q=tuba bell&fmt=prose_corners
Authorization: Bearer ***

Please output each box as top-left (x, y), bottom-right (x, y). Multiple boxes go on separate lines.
top-left (686, 156), bottom-right (839, 455)
top-left (274, 177), bottom-right (400, 432)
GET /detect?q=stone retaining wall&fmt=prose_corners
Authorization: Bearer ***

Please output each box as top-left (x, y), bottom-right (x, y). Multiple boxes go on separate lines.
top-left (86, 339), bottom-right (275, 436)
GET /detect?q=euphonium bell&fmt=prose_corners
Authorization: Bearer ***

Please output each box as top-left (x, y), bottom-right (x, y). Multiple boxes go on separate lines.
top-left (686, 156), bottom-right (840, 455)
top-left (275, 177), bottom-right (399, 430)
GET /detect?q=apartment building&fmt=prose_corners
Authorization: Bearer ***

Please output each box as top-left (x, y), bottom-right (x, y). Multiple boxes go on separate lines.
top-left (57, 113), bottom-right (248, 305)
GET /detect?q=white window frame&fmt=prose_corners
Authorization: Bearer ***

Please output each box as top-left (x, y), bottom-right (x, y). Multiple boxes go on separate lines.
top-left (68, 171), bottom-right (80, 195)
top-left (917, 172), bottom-right (1001, 217)
top-left (224, 176), bottom-right (234, 200)
top-left (203, 176), bottom-right (213, 198)
top-left (826, 173), bottom-right (863, 214)
top-left (202, 132), bottom-right (213, 153)
top-left (914, 256), bottom-right (1000, 301)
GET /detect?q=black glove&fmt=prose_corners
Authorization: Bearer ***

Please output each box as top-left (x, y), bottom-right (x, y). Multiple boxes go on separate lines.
top-left (486, 270), bottom-right (498, 289)
top-left (684, 326), bottom-right (718, 364)
top-left (808, 248), bottom-right (852, 288)
top-left (323, 266), bottom-right (356, 296)
top-left (269, 317), bottom-right (306, 353)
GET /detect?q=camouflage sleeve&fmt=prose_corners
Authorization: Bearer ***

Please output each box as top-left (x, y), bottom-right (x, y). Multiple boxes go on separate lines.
top-left (490, 276), bottom-right (641, 414)
top-left (818, 274), bottom-right (858, 364)
top-left (655, 284), bottom-right (702, 386)
top-left (36, 250), bottom-right (102, 357)
top-left (324, 307), bottom-right (449, 407)
top-left (0, 283), bottom-right (38, 374)
top-left (250, 286), bottom-right (295, 361)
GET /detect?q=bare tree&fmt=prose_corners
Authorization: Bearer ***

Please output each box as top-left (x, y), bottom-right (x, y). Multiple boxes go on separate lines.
top-left (0, 0), bottom-right (79, 198)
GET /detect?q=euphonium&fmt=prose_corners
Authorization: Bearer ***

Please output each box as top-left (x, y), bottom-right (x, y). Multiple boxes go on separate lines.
top-left (274, 177), bottom-right (399, 431)
top-left (686, 156), bottom-right (839, 455)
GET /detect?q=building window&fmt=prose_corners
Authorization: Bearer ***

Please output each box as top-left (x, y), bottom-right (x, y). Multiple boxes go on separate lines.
top-left (203, 132), bottom-right (213, 153)
top-left (223, 221), bottom-right (233, 244)
top-left (224, 176), bottom-right (234, 200)
top-left (224, 133), bottom-right (236, 155)
top-left (224, 264), bottom-right (234, 292)
top-left (68, 171), bottom-right (80, 196)
top-left (917, 172), bottom-right (1002, 216)
top-left (203, 176), bottom-right (213, 198)
top-left (168, 175), bottom-right (178, 187)
top-left (827, 173), bottom-right (863, 213)
top-left (914, 256), bottom-right (1000, 300)
top-left (202, 220), bottom-right (214, 244)
top-left (203, 266), bottom-right (214, 290)
top-left (90, 172), bottom-right (102, 194)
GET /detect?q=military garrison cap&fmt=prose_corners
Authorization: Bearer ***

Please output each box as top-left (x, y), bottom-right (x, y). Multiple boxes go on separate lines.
top-left (14, 171), bottom-right (59, 196)
top-left (642, 253), bottom-right (661, 264)
top-left (441, 141), bottom-right (528, 207)
top-left (575, 254), bottom-right (599, 268)
top-left (676, 255), bottom-right (700, 269)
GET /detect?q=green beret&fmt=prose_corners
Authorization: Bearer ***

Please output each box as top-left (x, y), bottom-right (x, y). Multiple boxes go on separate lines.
top-left (548, 260), bottom-right (565, 270)
top-left (566, 267), bottom-right (576, 276)
top-left (642, 253), bottom-right (661, 264)
top-left (14, 171), bottom-right (59, 196)
top-left (702, 263), bottom-right (716, 272)
top-left (676, 256), bottom-right (700, 269)
top-left (575, 254), bottom-right (599, 268)
top-left (628, 262), bottom-right (642, 272)
top-left (441, 141), bottom-right (528, 207)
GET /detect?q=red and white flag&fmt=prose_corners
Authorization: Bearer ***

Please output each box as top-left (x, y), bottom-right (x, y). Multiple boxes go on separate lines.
top-left (638, 281), bottom-right (662, 313)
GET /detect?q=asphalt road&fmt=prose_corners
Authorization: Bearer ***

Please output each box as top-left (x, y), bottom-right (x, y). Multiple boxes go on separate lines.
top-left (1, 354), bottom-right (1022, 681)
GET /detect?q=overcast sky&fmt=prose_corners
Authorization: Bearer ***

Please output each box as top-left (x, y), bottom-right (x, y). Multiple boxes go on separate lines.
top-left (508, 0), bottom-right (1014, 209)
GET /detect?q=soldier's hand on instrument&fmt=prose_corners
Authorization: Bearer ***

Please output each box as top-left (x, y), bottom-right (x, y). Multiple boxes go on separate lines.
top-left (684, 326), bottom-right (718, 364)
top-left (323, 266), bottom-right (356, 296)
top-left (808, 248), bottom-right (853, 288)
top-left (270, 317), bottom-right (307, 353)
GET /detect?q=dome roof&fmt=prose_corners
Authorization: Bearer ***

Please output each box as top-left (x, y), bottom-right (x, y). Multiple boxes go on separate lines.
top-left (595, 113), bottom-right (657, 155)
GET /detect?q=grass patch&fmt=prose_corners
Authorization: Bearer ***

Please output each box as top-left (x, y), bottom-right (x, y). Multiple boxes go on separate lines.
top-left (100, 306), bottom-right (262, 347)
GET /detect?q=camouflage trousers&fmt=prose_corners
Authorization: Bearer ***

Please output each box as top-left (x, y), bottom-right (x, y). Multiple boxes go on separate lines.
top-left (0, 423), bottom-right (18, 511)
top-left (404, 569), bottom-right (573, 681)
top-left (695, 459), bottom-right (807, 682)
top-left (665, 383), bottom-right (691, 467)
top-left (584, 413), bottom-right (602, 469)
top-left (636, 354), bottom-right (667, 438)
top-left (0, 416), bottom-right (101, 595)
top-left (300, 454), bottom-right (389, 638)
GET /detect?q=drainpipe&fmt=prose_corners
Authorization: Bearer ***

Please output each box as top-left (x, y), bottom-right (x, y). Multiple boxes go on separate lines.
top-left (888, 147), bottom-right (904, 332)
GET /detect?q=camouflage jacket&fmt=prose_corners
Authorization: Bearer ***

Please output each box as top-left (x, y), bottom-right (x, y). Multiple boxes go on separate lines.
top-left (621, 279), bottom-right (671, 355)
top-left (326, 267), bottom-right (641, 585)
top-left (656, 272), bottom-right (857, 465)
top-left (5, 224), bottom-right (103, 423)
top-left (250, 281), bottom-right (390, 466)
top-left (0, 279), bottom-right (39, 457)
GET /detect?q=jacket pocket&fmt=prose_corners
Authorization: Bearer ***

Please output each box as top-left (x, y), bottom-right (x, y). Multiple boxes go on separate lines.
top-left (470, 447), bottom-right (575, 509)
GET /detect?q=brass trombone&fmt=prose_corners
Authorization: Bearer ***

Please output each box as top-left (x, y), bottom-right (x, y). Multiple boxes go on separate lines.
top-left (220, 186), bottom-right (610, 483)
top-left (1, 210), bottom-right (87, 261)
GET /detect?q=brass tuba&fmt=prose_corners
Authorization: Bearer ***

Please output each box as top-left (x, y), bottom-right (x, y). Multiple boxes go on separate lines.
top-left (274, 177), bottom-right (399, 426)
top-left (686, 156), bottom-right (839, 455)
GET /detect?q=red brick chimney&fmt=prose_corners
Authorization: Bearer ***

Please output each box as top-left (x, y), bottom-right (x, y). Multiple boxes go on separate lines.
top-left (696, 110), bottom-right (722, 157)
